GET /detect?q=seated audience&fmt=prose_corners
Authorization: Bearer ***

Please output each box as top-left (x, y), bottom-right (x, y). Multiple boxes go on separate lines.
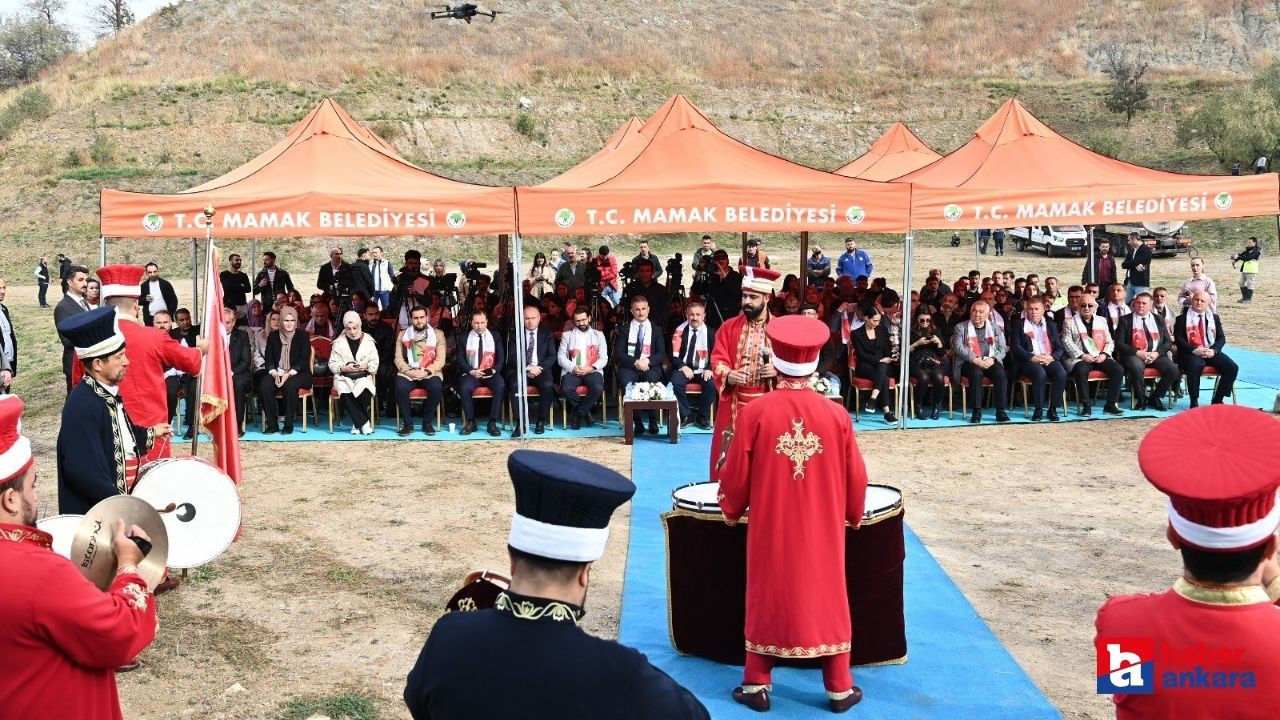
top-left (507, 305), bottom-right (556, 438)
top-left (615, 295), bottom-right (668, 436)
top-left (670, 300), bottom-right (716, 429)
top-left (851, 305), bottom-right (897, 424)
top-left (456, 310), bottom-right (505, 437)
top-left (328, 311), bottom-right (379, 435)
top-left (951, 300), bottom-right (1010, 424)
top-left (559, 307), bottom-right (609, 429)
top-left (394, 306), bottom-right (446, 436)
top-left (906, 308), bottom-right (947, 420)
top-left (223, 306), bottom-right (253, 436)
top-left (257, 306), bottom-right (313, 434)
top-left (1061, 294), bottom-right (1124, 417)
top-left (1113, 292), bottom-right (1178, 411)
top-left (1011, 296), bottom-right (1067, 422)
top-left (1174, 291), bottom-right (1239, 407)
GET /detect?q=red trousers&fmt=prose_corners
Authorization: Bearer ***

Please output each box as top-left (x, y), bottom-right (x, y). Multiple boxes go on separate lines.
top-left (743, 651), bottom-right (853, 693)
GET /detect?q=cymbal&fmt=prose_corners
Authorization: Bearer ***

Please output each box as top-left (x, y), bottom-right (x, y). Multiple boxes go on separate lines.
top-left (69, 496), bottom-right (169, 592)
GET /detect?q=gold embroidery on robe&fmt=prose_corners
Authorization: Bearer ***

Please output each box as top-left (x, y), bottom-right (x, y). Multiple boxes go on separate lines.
top-left (775, 418), bottom-right (823, 479)
top-left (745, 639), bottom-right (852, 658)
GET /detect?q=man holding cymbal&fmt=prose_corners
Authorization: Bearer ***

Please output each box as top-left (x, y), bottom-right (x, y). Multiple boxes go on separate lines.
top-left (0, 394), bottom-right (158, 720)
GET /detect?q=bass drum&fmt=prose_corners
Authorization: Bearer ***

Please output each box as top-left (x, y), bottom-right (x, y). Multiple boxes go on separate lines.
top-left (131, 455), bottom-right (241, 569)
top-left (36, 514), bottom-right (84, 560)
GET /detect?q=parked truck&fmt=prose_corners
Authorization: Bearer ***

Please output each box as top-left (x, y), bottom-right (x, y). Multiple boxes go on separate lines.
top-left (1009, 225), bottom-right (1089, 257)
top-left (1094, 222), bottom-right (1191, 258)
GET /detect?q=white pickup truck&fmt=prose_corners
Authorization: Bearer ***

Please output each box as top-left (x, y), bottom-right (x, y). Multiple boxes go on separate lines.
top-left (1009, 225), bottom-right (1089, 257)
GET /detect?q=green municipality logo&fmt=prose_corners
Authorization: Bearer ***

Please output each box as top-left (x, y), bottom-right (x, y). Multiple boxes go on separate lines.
top-left (943, 204), bottom-right (963, 221)
top-left (845, 206), bottom-right (866, 224)
top-left (1214, 192), bottom-right (1233, 210)
top-left (555, 208), bottom-right (576, 228)
top-left (446, 210), bottom-right (467, 229)
top-left (142, 212), bottom-right (163, 231)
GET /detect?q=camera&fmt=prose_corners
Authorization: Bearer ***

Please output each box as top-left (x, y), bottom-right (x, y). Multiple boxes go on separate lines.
top-left (461, 260), bottom-right (488, 281)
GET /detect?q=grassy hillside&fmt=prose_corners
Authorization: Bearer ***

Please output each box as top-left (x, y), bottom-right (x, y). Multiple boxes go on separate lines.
top-left (0, 0), bottom-right (1277, 280)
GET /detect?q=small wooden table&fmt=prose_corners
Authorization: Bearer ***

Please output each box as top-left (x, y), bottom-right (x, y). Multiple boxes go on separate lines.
top-left (622, 399), bottom-right (679, 445)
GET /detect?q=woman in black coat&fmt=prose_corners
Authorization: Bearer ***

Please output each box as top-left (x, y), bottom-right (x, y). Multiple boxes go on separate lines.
top-left (257, 306), bottom-right (313, 434)
top-left (907, 308), bottom-right (948, 419)
top-left (850, 305), bottom-right (897, 423)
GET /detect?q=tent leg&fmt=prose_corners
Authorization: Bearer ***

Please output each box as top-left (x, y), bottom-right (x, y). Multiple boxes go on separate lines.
top-left (512, 234), bottom-right (528, 435)
top-left (192, 238), bottom-right (200, 314)
top-left (974, 231), bottom-right (980, 275)
top-left (1088, 228), bottom-right (1095, 285)
top-left (497, 233), bottom-right (510, 298)
top-left (799, 231), bottom-right (809, 291)
top-left (898, 231), bottom-right (914, 429)
top-left (250, 238), bottom-right (258, 286)
top-left (99, 236), bottom-right (107, 267)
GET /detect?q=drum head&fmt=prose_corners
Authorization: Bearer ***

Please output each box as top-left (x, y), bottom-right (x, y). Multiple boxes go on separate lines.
top-left (132, 457), bottom-right (241, 569)
top-left (864, 485), bottom-right (903, 520)
top-left (37, 514), bottom-right (84, 560)
top-left (672, 482), bottom-right (721, 513)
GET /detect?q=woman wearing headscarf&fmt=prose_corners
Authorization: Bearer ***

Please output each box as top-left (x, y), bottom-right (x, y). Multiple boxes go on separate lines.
top-left (257, 305), bottom-right (312, 434)
top-left (526, 252), bottom-right (556, 298)
top-left (328, 310), bottom-right (380, 434)
top-left (247, 299), bottom-right (266, 330)
top-left (251, 310), bottom-right (279, 384)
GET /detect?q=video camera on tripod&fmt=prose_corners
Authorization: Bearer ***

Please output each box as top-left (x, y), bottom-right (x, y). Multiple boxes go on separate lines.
top-left (666, 253), bottom-right (684, 296)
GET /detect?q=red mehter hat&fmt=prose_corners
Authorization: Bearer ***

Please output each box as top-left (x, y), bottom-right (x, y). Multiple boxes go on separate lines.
top-left (765, 315), bottom-right (829, 376)
top-left (0, 395), bottom-right (33, 484)
top-left (1138, 405), bottom-right (1280, 552)
top-left (96, 264), bottom-right (145, 301)
top-left (740, 265), bottom-right (781, 294)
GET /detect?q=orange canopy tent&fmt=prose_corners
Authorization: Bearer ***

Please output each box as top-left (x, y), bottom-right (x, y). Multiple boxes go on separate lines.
top-left (897, 98), bottom-right (1279, 229)
top-left (100, 98), bottom-right (516, 238)
top-left (834, 122), bottom-right (941, 182)
top-left (538, 117), bottom-right (644, 189)
top-left (516, 94), bottom-right (910, 235)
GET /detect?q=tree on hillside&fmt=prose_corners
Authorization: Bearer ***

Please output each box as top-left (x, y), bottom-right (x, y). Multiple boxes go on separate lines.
top-left (27, 0), bottom-right (66, 25)
top-left (1176, 88), bottom-right (1280, 165)
top-left (92, 0), bottom-right (134, 37)
top-left (0, 10), bottom-right (74, 90)
top-left (1099, 42), bottom-right (1150, 125)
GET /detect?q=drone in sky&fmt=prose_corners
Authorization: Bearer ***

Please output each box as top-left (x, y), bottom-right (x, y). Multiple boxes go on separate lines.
top-left (430, 4), bottom-right (500, 23)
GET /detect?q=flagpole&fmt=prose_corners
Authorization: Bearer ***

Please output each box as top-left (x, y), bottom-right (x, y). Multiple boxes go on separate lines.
top-left (191, 204), bottom-right (216, 455)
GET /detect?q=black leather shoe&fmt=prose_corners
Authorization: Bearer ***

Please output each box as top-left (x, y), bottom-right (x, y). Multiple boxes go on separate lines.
top-left (681, 416), bottom-right (696, 428)
top-left (398, 425), bottom-right (413, 437)
top-left (423, 422), bottom-right (436, 436)
top-left (930, 406), bottom-right (941, 420)
top-left (969, 409), bottom-right (981, 424)
top-left (1047, 409), bottom-right (1060, 422)
top-left (883, 411), bottom-right (897, 424)
top-left (533, 421), bottom-right (545, 434)
top-left (182, 431), bottom-right (195, 440)
top-left (511, 426), bottom-right (523, 438)
top-left (263, 425), bottom-right (278, 434)
top-left (1211, 396), bottom-right (1226, 405)
top-left (829, 687), bottom-right (864, 713)
top-left (1080, 404), bottom-right (1093, 417)
top-left (647, 420), bottom-right (660, 435)
top-left (487, 420), bottom-right (501, 436)
top-left (995, 409), bottom-right (1011, 423)
top-left (696, 419), bottom-right (711, 430)
top-left (570, 413), bottom-right (581, 430)
top-left (1031, 408), bottom-right (1043, 422)
top-left (731, 687), bottom-right (770, 712)
top-left (282, 427), bottom-right (294, 435)
top-left (460, 421), bottom-right (476, 436)
top-left (1146, 398), bottom-right (1166, 411)
top-left (1104, 403), bottom-right (1124, 416)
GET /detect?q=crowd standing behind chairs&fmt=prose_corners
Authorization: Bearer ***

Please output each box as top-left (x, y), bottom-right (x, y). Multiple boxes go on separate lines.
top-left (33, 234), bottom-right (1258, 434)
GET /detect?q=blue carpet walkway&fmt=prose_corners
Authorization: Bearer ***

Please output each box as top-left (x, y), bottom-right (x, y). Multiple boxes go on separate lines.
top-left (623, 435), bottom-right (1061, 719)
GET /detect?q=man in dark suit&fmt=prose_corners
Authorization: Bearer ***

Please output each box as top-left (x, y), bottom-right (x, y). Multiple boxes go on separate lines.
top-left (619, 259), bottom-right (671, 336)
top-left (1174, 291), bottom-right (1239, 407)
top-left (222, 306), bottom-right (253, 436)
top-left (404, 450), bottom-right (709, 720)
top-left (507, 305), bottom-right (556, 437)
top-left (1121, 232), bottom-right (1152, 302)
top-left (253, 251), bottom-right (294, 307)
top-left (317, 247), bottom-right (354, 298)
top-left (350, 247), bottom-right (375, 302)
top-left (57, 254), bottom-right (71, 295)
top-left (54, 264), bottom-right (91, 392)
top-left (615, 294), bottom-right (668, 436)
top-left (1010, 296), bottom-right (1067, 421)
top-left (168, 308), bottom-right (202, 439)
top-left (1114, 292), bottom-right (1178, 410)
top-left (1082, 239), bottom-right (1117, 288)
top-left (0, 277), bottom-right (15, 393)
top-left (670, 300), bottom-right (716, 429)
top-left (457, 310), bottom-right (505, 437)
top-left (139, 262), bottom-right (179, 326)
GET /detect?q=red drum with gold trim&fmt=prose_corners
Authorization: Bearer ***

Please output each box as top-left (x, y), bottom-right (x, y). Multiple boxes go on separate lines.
top-left (662, 483), bottom-right (906, 666)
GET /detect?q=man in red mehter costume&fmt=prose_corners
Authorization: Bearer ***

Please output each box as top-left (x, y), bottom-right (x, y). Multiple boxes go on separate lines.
top-left (76, 264), bottom-right (204, 464)
top-left (1096, 405), bottom-right (1280, 719)
top-left (709, 266), bottom-right (780, 481)
top-left (0, 394), bottom-right (157, 720)
top-left (718, 315), bottom-right (869, 713)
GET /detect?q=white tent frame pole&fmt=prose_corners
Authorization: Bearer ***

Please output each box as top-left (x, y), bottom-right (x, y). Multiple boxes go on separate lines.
top-left (897, 231), bottom-right (914, 429)
top-left (99, 236), bottom-right (107, 267)
top-left (512, 233), bottom-right (529, 435)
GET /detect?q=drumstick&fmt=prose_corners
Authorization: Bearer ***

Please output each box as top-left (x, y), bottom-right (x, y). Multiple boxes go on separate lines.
top-left (154, 503), bottom-right (178, 514)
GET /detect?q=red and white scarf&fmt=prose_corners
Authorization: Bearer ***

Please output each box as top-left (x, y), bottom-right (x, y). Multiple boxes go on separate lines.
top-left (1023, 319), bottom-right (1052, 355)
top-left (464, 329), bottom-right (496, 370)
top-left (1106, 300), bottom-right (1132, 324)
top-left (402, 324), bottom-right (437, 368)
top-left (1073, 314), bottom-right (1109, 355)
top-left (626, 320), bottom-right (653, 359)
top-left (671, 321), bottom-right (709, 370)
top-left (1130, 313), bottom-right (1159, 352)
top-left (567, 327), bottom-right (601, 368)
top-left (964, 320), bottom-right (1000, 357)
top-left (1185, 308), bottom-right (1218, 348)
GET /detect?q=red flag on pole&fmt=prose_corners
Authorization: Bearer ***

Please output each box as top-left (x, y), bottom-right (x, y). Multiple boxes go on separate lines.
top-left (199, 242), bottom-right (244, 485)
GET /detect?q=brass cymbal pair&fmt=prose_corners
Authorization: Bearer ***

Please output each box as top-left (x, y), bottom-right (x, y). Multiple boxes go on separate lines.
top-left (68, 496), bottom-right (169, 592)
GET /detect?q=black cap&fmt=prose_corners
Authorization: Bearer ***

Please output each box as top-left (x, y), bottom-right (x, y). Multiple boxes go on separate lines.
top-left (58, 307), bottom-right (125, 360)
top-left (507, 450), bottom-right (635, 562)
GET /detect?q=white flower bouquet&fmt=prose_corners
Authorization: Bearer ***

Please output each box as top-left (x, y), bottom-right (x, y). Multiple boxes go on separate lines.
top-left (627, 382), bottom-right (673, 401)
top-left (809, 374), bottom-right (838, 398)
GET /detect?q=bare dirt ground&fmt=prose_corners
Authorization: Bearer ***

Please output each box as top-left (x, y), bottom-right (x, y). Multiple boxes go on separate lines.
top-left (5, 240), bottom-right (1275, 719)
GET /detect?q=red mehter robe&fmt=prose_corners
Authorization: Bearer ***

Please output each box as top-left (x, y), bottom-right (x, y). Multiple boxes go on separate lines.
top-left (0, 523), bottom-right (157, 720)
top-left (1095, 579), bottom-right (1280, 720)
top-left (718, 384), bottom-right (868, 658)
top-left (72, 315), bottom-right (202, 461)
top-left (708, 311), bottom-right (772, 481)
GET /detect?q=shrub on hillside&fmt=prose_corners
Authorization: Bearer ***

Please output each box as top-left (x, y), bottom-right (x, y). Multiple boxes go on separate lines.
top-left (0, 85), bottom-right (54, 140)
top-left (1177, 87), bottom-right (1280, 165)
top-left (89, 132), bottom-right (118, 165)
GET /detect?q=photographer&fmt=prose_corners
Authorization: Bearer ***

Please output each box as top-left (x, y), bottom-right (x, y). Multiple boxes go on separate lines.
top-left (632, 241), bottom-right (663, 281)
top-left (317, 247), bottom-right (354, 299)
top-left (1231, 236), bottom-right (1262, 303)
top-left (618, 258), bottom-right (670, 335)
top-left (701, 250), bottom-right (742, 331)
top-left (594, 246), bottom-right (621, 306)
top-left (391, 250), bottom-right (429, 320)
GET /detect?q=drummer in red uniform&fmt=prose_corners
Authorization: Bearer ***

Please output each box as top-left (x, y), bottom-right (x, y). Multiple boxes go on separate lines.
top-left (718, 315), bottom-right (870, 713)
top-left (0, 394), bottom-right (158, 720)
top-left (709, 266), bottom-right (780, 480)
top-left (1095, 405), bottom-right (1280, 719)
top-left (89, 265), bottom-right (204, 462)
